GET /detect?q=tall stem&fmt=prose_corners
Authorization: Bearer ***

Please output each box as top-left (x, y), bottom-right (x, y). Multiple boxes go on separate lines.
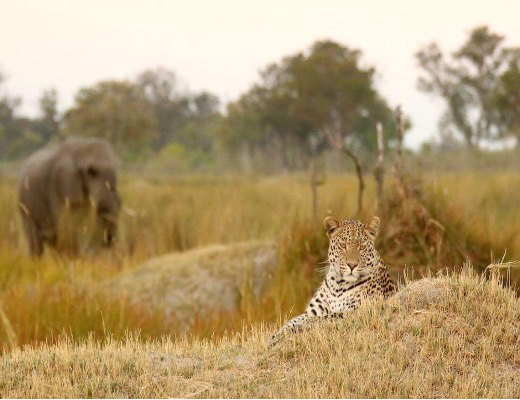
top-left (374, 122), bottom-right (385, 211)
top-left (323, 126), bottom-right (364, 215)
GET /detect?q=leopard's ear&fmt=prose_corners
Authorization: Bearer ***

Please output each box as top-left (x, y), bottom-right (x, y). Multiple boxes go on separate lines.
top-left (365, 216), bottom-right (380, 241)
top-left (324, 216), bottom-right (340, 236)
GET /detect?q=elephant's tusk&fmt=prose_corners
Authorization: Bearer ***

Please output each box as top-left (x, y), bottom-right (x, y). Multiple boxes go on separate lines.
top-left (122, 205), bottom-right (137, 217)
top-left (19, 202), bottom-right (31, 216)
top-left (100, 214), bottom-right (118, 223)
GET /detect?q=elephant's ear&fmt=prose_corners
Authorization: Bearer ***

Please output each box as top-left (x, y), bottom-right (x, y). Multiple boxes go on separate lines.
top-left (53, 154), bottom-right (85, 207)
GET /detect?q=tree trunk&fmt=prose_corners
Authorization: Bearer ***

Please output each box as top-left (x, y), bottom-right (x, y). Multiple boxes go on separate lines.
top-left (322, 127), bottom-right (365, 216)
top-left (341, 146), bottom-right (364, 216)
top-left (278, 135), bottom-right (289, 173)
top-left (394, 106), bottom-right (405, 177)
top-left (309, 159), bottom-right (318, 221)
top-left (309, 158), bottom-right (325, 221)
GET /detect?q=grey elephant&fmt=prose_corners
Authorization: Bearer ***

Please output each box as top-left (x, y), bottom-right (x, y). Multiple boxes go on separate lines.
top-left (18, 137), bottom-right (121, 256)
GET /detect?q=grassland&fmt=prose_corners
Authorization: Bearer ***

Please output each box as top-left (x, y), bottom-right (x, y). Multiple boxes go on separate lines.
top-left (0, 268), bottom-right (518, 398)
top-left (0, 173), bottom-right (364, 349)
top-left (424, 171), bottom-right (520, 260)
top-left (0, 168), bottom-right (519, 397)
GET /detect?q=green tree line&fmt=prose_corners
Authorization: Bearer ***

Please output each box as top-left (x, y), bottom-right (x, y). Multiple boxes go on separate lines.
top-left (1, 27), bottom-right (519, 171)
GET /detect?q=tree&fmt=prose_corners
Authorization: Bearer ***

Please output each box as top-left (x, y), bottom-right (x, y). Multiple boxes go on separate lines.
top-left (493, 51), bottom-right (520, 145)
top-left (136, 67), bottom-right (192, 150)
top-left (176, 92), bottom-right (220, 150)
top-left (64, 80), bottom-right (158, 158)
top-left (136, 68), bottom-right (222, 160)
top-left (416, 26), bottom-right (520, 148)
top-left (291, 41), bottom-right (394, 213)
top-left (32, 88), bottom-right (59, 143)
top-left (0, 71), bottom-right (27, 159)
top-left (191, 92), bottom-right (220, 119)
top-left (220, 40), bottom-right (396, 211)
top-left (216, 93), bottom-right (267, 171)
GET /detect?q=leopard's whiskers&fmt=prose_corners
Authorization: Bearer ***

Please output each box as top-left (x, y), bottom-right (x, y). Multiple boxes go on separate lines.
top-left (316, 260), bottom-right (330, 277)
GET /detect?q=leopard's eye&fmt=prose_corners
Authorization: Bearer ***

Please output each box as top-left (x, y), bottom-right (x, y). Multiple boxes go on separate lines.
top-left (339, 242), bottom-right (347, 249)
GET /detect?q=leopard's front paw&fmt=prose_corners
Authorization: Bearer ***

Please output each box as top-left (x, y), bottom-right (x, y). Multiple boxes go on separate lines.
top-left (267, 332), bottom-right (283, 348)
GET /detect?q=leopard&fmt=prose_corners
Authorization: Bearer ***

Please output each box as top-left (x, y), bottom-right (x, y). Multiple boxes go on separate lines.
top-left (268, 215), bottom-right (397, 347)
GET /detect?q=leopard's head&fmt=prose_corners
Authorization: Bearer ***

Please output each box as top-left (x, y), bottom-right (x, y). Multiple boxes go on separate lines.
top-left (324, 216), bottom-right (381, 282)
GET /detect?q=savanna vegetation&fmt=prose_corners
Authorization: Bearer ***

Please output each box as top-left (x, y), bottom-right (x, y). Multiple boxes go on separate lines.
top-left (2, 26), bottom-right (519, 169)
top-left (0, 267), bottom-right (518, 398)
top-left (0, 24), bottom-right (519, 398)
top-left (1, 168), bottom-right (519, 348)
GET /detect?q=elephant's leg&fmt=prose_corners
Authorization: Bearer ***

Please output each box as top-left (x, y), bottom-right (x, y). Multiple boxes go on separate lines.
top-left (47, 231), bottom-right (58, 248)
top-left (21, 215), bottom-right (43, 256)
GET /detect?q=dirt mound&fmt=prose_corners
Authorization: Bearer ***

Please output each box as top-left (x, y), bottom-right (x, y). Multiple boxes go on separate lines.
top-left (107, 241), bottom-right (277, 328)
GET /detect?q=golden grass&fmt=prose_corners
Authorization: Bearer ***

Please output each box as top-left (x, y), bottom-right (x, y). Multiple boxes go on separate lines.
top-left (0, 170), bottom-right (519, 357)
top-left (0, 267), bottom-right (518, 398)
top-left (0, 174), bottom-right (357, 350)
top-left (424, 171), bottom-right (520, 262)
top-left (115, 174), bottom-right (367, 258)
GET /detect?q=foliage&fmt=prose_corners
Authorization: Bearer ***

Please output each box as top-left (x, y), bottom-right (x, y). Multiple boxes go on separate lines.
top-left (220, 40), bottom-right (396, 171)
top-left (416, 26), bottom-right (520, 148)
top-left (1, 25), bottom-right (520, 167)
top-left (493, 60), bottom-right (520, 141)
top-left (137, 68), bottom-right (195, 151)
top-left (63, 80), bottom-right (159, 158)
top-left (60, 69), bottom-right (222, 163)
top-left (0, 67), bottom-right (222, 163)
top-left (0, 75), bottom-right (61, 159)
top-left (32, 88), bottom-right (59, 144)
top-left (0, 72), bottom-right (26, 160)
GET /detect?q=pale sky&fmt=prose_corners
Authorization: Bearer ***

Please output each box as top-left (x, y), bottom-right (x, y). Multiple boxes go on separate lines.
top-left (1, 0), bottom-right (519, 149)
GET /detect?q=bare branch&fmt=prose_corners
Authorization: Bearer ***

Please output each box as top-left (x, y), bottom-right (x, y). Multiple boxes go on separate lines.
top-left (374, 122), bottom-right (385, 210)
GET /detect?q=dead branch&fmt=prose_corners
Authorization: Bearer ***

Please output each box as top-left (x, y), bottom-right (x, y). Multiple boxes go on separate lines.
top-left (323, 126), bottom-right (365, 215)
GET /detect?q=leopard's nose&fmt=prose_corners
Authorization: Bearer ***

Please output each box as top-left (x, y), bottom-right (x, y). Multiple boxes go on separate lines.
top-left (347, 262), bottom-right (358, 270)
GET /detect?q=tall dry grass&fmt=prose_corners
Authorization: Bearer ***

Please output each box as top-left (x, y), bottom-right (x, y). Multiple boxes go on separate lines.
top-left (424, 171), bottom-right (520, 262)
top-left (0, 267), bottom-right (518, 398)
top-left (0, 170), bottom-right (518, 354)
top-left (0, 174), bottom-right (365, 351)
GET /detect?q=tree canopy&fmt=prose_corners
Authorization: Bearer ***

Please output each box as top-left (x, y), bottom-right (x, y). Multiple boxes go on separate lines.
top-left (62, 69), bottom-right (221, 162)
top-left (64, 80), bottom-right (158, 158)
top-left (219, 40), bottom-right (396, 170)
top-left (416, 26), bottom-right (520, 148)
top-left (2, 27), bottom-right (519, 167)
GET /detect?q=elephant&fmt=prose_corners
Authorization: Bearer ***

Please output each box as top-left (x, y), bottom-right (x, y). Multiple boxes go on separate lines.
top-left (18, 137), bottom-right (121, 256)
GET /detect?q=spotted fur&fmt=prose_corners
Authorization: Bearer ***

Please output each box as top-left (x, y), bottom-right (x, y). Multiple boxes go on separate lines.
top-left (268, 215), bottom-right (397, 347)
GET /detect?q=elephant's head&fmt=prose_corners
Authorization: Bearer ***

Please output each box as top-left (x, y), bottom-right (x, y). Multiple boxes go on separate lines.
top-left (54, 138), bottom-right (121, 246)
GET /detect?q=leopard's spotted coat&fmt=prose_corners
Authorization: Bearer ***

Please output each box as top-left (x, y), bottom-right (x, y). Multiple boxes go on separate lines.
top-left (269, 216), bottom-right (397, 347)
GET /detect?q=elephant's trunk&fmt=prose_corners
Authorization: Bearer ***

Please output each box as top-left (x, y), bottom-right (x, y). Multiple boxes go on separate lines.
top-left (96, 194), bottom-right (120, 246)
top-left (98, 211), bottom-right (118, 246)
